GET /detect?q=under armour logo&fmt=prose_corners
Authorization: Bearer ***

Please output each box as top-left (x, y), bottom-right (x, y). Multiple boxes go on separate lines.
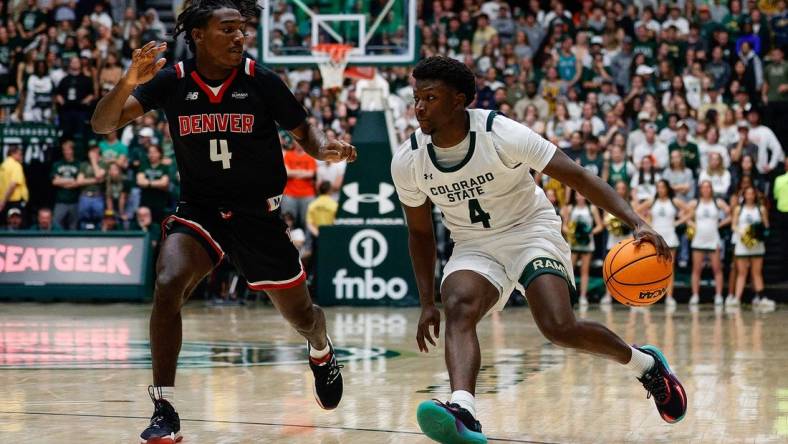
top-left (424, 173), bottom-right (433, 180)
top-left (341, 182), bottom-right (396, 215)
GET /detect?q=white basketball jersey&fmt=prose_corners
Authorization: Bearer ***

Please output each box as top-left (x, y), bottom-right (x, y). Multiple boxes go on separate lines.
top-left (391, 109), bottom-right (559, 242)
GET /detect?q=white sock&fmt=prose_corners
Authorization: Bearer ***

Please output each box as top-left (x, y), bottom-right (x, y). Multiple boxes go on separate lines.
top-left (309, 337), bottom-right (331, 360)
top-left (154, 386), bottom-right (175, 404)
top-left (450, 390), bottom-right (476, 419)
top-left (626, 347), bottom-right (655, 377)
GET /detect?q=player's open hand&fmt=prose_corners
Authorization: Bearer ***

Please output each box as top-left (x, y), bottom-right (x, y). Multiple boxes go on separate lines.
top-left (320, 140), bottom-right (357, 163)
top-left (416, 305), bottom-right (441, 353)
top-left (126, 41), bottom-right (168, 86)
top-left (633, 222), bottom-right (672, 262)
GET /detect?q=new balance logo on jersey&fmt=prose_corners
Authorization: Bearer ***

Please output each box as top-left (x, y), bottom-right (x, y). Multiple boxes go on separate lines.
top-left (185, 91), bottom-right (199, 100)
top-left (178, 113), bottom-right (255, 136)
top-left (341, 182), bottom-right (396, 215)
top-left (232, 91), bottom-right (248, 100)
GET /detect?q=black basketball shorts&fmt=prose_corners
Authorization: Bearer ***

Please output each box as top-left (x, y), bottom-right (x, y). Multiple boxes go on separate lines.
top-left (161, 200), bottom-right (305, 291)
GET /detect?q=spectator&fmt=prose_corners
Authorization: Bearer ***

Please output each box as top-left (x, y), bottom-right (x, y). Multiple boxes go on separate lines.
top-left (0, 145), bottom-right (29, 221)
top-left (5, 207), bottom-right (23, 231)
top-left (305, 181), bottom-right (339, 267)
top-left (56, 57), bottom-right (95, 142)
top-left (106, 162), bottom-right (131, 226)
top-left (316, 157), bottom-right (346, 202)
top-left (746, 108), bottom-right (784, 175)
top-left (773, 158), bottom-right (788, 274)
top-left (698, 126), bottom-right (731, 170)
top-left (99, 130), bottom-right (129, 168)
top-left (762, 47), bottom-right (788, 141)
top-left (282, 142), bottom-right (317, 227)
top-left (100, 209), bottom-right (119, 232)
top-left (514, 80), bottom-right (549, 122)
top-left (29, 207), bottom-right (60, 231)
top-left (668, 120), bottom-right (701, 175)
top-left (662, 150), bottom-right (696, 202)
top-left (729, 122), bottom-right (759, 164)
top-left (579, 135), bottom-right (603, 177)
top-left (136, 145), bottom-right (170, 223)
top-left (699, 152), bottom-right (732, 199)
top-left (51, 140), bottom-right (81, 230)
top-left (603, 144), bottom-right (636, 188)
top-left (283, 211), bottom-right (308, 261)
top-left (130, 206), bottom-right (161, 249)
top-left (23, 60), bottom-right (54, 122)
top-left (630, 156), bottom-right (660, 203)
top-left (76, 143), bottom-right (106, 229)
top-left (633, 123), bottom-right (669, 170)
top-left (472, 14), bottom-right (497, 57)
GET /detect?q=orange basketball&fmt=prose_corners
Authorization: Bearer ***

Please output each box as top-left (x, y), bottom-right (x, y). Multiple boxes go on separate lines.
top-left (603, 238), bottom-right (673, 306)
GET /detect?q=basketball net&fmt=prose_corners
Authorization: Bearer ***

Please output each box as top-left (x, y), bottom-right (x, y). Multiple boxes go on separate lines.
top-left (312, 43), bottom-right (353, 90)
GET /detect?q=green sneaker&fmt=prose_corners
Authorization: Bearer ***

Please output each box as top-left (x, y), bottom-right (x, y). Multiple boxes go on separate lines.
top-left (416, 400), bottom-right (487, 444)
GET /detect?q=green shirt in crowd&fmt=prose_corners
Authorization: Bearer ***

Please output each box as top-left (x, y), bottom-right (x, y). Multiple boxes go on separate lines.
top-left (765, 60), bottom-right (788, 103)
top-left (50, 160), bottom-right (81, 204)
top-left (78, 160), bottom-right (107, 194)
top-left (668, 141), bottom-right (700, 174)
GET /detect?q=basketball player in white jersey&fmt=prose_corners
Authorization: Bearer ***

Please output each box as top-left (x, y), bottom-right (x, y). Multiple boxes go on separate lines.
top-left (391, 57), bottom-right (688, 444)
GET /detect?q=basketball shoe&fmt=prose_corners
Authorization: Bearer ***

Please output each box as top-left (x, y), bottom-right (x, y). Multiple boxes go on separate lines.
top-left (139, 386), bottom-right (182, 444)
top-left (416, 399), bottom-right (487, 444)
top-left (636, 345), bottom-right (687, 423)
top-left (308, 339), bottom-right (344, 409)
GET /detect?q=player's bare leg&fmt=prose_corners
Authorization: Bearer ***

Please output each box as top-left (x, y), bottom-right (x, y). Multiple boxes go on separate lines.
top-left (417, 271), bottom-right (497, 444)
top-left (267, 283), bottom-right (328, 350)
top-left (526, 273), bottom-right (687, 423)
top-left (143, 233), bottom-right (215, 443)
top-left (268, 283), bottom-right (343, 409)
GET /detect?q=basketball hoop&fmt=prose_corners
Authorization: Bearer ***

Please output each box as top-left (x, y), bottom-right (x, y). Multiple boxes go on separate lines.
top-left (312, 43), bottom-right (353, 90)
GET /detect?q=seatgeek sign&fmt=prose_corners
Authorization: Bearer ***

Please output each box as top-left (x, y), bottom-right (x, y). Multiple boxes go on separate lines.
top-left (0, 235), bottom-right (147, 285)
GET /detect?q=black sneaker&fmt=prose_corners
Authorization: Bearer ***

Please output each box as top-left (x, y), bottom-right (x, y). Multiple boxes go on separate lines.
top-left (308, 338), bottom-right (343, 410)
top-left (416, 399), bottom-right (487, 443)
top-left (139, 386), bottom-right (182, 444)
top-left (636, 345), bottom-right (688, 424)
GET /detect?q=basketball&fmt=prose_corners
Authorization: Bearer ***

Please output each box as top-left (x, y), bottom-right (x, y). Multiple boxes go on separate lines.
top-left (603, 238), bottom-right (673, 306)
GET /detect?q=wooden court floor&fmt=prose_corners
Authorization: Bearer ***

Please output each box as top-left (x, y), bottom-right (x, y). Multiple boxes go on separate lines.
top-left (1, 302), bottom-right (786, 443)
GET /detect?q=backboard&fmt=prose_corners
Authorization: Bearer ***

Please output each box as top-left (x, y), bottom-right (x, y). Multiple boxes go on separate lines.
top-left (259, 0), bottom-right (417, 66)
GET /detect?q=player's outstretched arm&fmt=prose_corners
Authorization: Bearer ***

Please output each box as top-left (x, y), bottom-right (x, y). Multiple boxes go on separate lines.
top-left (91, 41), bottom-right (168, 134)
top-left (401, 201), bottom-right (440, 353)
top-left (290, 122), bottom-right (357, 163)
top-left (542, 148), bottom-right (672, 260)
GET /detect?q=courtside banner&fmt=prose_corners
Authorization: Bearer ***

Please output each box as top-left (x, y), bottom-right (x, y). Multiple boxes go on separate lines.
top-left (0, 232), bottom-right (153, 300)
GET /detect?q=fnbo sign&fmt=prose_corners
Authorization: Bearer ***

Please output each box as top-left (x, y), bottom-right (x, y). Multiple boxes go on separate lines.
top-left (318, 226), bottom-right (417, 306)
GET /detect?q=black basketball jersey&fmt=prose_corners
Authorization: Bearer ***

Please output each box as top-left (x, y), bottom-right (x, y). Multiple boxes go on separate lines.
top-left (131, 57), bottom-right (307, 211)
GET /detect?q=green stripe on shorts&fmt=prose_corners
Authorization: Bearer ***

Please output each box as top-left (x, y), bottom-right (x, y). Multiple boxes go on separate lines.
top-left (519, 256), bottom-right (577, 296)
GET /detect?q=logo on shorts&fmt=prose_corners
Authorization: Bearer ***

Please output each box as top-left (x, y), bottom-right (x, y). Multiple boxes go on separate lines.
top-left (185, 91), bottom-right (199, 100)
top-left (341, 182), bottom-right (396, 215)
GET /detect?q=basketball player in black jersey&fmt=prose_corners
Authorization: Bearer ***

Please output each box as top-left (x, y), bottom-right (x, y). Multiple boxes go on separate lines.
top-left (91, 1), bottom-right (355, 442)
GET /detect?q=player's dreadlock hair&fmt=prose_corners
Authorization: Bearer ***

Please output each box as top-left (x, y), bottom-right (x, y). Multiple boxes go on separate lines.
top-left (412, 56), bottom-right (476, 107)
top-left (174, 0), bottom-right (261, 53)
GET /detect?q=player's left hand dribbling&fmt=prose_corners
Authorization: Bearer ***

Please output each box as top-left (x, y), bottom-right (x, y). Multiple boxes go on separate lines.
top-left (633, 222), bottom-right (671, 262)
top-left (321, 140), bottom-right (357, 163)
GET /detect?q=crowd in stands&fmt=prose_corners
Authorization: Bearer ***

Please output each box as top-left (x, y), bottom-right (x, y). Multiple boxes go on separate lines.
top-left (0, 0), bottom-right (787, 306)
